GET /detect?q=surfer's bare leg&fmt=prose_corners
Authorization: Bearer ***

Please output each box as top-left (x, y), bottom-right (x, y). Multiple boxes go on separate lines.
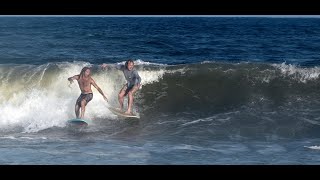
top-left (75, 104), bottom-right (80, 119)
top-left (118, 85), bottom-right (127, 111)
top-left (125, 85), bottom-right (139, 115)
top-left (80, 99), bottom-right (87, 119)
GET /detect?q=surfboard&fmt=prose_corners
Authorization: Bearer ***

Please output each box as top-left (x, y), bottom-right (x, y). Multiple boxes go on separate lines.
top-left (108, 107), bottom-right (140, 119)
top-left (67, 118), bottom-right (90, 126)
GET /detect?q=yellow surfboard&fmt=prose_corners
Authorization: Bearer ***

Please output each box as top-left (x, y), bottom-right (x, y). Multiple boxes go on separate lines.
top-left (108, 107), bottom-right (140, 119)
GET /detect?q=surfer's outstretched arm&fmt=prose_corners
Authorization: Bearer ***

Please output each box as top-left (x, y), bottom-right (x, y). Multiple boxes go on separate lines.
top-left (101, 63), bottom-right (124, 71)
top-left (68, 75), bottom-right (79, 83)
top-left (91, 78), bottom-right (108, 102)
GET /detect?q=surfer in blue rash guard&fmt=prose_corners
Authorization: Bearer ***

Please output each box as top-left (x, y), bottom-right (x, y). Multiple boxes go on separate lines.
top-left (101, 59), bottom-right (141, 115)
top-left (68, 67), bottom-right (108, 119)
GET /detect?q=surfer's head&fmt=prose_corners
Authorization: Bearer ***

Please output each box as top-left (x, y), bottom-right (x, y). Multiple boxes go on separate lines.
top-left (125, 59), bottom-right (134, 71)
top-left (80, 67), bottom-right (91, 78)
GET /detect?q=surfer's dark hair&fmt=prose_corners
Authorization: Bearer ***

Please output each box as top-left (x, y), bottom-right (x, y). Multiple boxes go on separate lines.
top-left (125, 59), bottom-right (134, 69)
top-left (80, 67), bottom-right (90, 78)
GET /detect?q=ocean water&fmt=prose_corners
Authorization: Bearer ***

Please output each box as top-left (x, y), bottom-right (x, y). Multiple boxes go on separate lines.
top-left (1, 16), bottom-right (320, 164)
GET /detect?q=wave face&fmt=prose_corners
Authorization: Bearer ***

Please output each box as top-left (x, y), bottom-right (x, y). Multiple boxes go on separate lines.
top-left (0, 61), bottom-right (166, 133)
top-left (1, 61), bottom-right (320, 139)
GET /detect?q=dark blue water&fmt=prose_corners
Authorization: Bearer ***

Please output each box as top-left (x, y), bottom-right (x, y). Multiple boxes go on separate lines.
top-left (1, 17), bottom-right (320, 164)
top-left (1, 17), bottom-right (320, 65)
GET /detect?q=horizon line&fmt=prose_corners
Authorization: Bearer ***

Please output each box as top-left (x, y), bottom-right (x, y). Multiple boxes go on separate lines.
top-left (0, 15), bottom-right (320, 18)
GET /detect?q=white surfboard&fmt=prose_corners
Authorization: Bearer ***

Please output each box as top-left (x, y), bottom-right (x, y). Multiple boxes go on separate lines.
top-left (108, 107), bottom-right (140, 119)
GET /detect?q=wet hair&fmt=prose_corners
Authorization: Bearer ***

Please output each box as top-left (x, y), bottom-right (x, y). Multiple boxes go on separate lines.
top-left (125, 59), bottom-right (134, 69)
top-left (79, 67), bottom-right (91, 78)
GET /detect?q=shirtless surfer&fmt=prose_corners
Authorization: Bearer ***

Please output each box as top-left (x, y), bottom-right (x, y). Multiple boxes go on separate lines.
top-left (68, 67), bottom-right (108, 119)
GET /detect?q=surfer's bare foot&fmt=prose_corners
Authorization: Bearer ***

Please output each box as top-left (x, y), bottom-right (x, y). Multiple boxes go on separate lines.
top-left (124, 111), bottom-right (132, 115)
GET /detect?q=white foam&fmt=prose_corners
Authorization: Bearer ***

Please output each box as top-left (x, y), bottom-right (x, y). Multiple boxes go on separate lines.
top-left (305, 146), bottom-right (320, 150)
top-left (272, 62), bottom-right (320, 83)
top-left (181, 119), bottom-right (207, 126)
top-left (134, 59), bottom-right (167, 66)
top-left (0, 136), bottom-right (16, 140)
top-left (115, 59), bottom-right (167, 66)
top-left (0, 62), bottom-right (168, 133)
top-left (138, 69), bottom-right (166, 85)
